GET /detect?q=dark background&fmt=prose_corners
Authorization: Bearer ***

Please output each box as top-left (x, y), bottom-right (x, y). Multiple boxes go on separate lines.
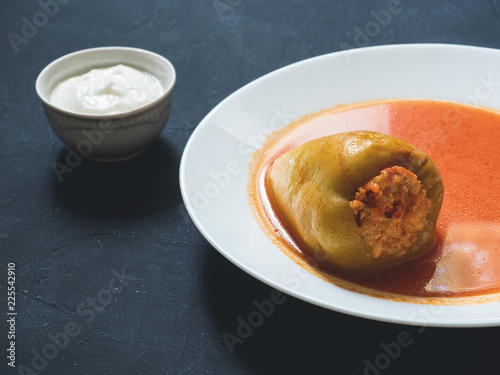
top-left (1, 1), bottom-right (500, 374)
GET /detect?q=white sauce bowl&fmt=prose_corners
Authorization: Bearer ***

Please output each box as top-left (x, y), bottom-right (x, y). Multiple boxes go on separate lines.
top-left (36, 46), bottom-right (176, 161)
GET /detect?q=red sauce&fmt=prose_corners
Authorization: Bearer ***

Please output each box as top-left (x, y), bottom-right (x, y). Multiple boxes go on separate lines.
top-left (248, 100), bottom-right (500, 300)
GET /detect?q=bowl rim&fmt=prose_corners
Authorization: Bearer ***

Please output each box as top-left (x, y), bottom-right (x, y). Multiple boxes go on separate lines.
top-left (35, 46), bottom-right (176, 119)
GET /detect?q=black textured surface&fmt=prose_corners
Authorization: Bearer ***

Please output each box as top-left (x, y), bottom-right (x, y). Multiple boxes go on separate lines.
top-left (2, 1), bottom-right (500, 374)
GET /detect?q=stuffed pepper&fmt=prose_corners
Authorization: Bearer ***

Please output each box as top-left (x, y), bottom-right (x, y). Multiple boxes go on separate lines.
top-left (266, 130), bottom-right (444, 274)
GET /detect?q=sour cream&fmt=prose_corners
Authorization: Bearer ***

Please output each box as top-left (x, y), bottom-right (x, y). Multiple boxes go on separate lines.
top-left (50, 64), bottom-right (163, 115)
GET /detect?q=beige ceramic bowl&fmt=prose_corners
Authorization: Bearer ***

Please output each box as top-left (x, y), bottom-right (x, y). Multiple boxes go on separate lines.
top-left (36, 47), bottom-right (176, 161)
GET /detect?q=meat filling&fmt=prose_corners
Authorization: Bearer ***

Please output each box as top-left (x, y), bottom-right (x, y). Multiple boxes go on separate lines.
top-left (350, 166), bottom-right (432, 259)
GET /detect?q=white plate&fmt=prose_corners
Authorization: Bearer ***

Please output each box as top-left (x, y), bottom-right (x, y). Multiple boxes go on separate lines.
top-left (180, 44), bottom-right (500, 327)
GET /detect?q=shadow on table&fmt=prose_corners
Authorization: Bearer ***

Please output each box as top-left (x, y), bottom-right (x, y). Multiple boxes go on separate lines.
top-left (52, 138), bottom-right (180, 219)
top-left (201, 247), bottom-right (500, 374)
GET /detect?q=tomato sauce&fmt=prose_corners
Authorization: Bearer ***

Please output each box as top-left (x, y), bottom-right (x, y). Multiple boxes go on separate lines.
top-left (248, 100), bottom-right (500, 299)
